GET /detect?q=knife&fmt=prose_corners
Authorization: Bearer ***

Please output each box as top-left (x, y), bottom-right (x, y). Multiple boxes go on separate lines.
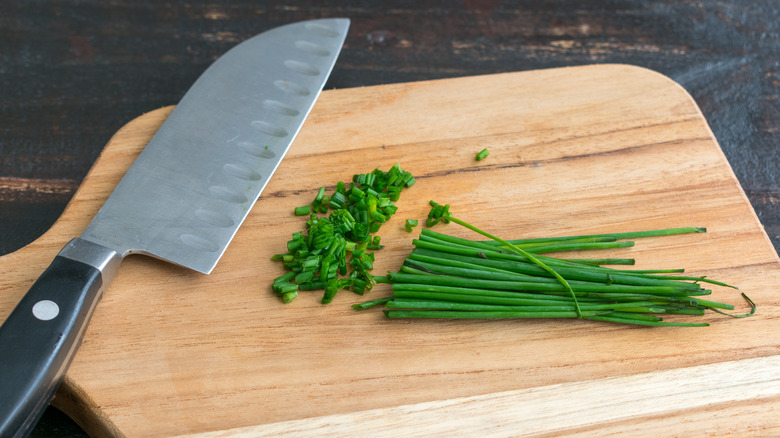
top-left (0, 18), bottom-right (349, 436)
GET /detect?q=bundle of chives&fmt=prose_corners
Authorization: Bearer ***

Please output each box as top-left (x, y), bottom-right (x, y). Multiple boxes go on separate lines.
top-left (354, 201), bottom-right (755, 327)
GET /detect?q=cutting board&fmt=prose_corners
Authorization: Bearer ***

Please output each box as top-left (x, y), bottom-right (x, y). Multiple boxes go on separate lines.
top-left (1, 65), bottom-right (779, 437)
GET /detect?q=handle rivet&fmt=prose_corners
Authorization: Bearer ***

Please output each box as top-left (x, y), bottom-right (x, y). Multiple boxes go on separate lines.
top-left (32, 300), bottom-right (59, 321)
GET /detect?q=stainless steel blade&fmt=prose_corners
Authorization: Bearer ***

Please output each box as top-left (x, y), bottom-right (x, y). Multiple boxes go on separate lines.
top-left (81, 18), bottom-right (349, 274)
top-left (0, 20), bottom-right (350, 435)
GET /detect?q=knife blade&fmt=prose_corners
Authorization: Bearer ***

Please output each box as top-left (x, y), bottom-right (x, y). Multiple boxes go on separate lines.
top-left (0, 18), bottom-right (349, 436)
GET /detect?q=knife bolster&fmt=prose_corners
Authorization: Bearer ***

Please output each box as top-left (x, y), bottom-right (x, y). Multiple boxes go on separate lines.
top-left (58, 238), bottom-right (122, 287)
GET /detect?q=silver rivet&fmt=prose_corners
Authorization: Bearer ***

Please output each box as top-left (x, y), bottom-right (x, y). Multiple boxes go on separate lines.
top-left (32, 300), bottom-right (59, 321)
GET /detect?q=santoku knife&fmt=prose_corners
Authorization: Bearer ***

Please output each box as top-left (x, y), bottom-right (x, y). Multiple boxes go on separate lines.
top-left (0, 18), bottom-right (349, 436)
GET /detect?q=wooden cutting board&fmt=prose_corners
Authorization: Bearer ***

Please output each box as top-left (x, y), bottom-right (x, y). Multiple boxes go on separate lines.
top-left (1, 65), bottom-right (778, 437)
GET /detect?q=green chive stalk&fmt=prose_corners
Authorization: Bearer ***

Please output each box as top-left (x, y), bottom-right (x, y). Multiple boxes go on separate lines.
top-left (354, 201), bottom-right (754, 327)
top-left (425, 201), bottom-right (585, 317)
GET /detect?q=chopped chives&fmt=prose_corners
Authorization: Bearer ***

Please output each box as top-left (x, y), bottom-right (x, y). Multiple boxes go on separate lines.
top-left (351, 297), bottom-right (392, 310)
top-left (272, 164), bottom-right (415, 303)
top-left (294, 205), bottom-right (311, 216)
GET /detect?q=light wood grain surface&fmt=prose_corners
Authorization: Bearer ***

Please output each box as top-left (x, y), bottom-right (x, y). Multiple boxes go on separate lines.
top-left (184, 355), bottom-right (780, 437)
top-left (1, 65), bottom-right (778, 437)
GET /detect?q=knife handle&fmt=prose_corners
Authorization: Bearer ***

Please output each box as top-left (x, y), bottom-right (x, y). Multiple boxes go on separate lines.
top-left (0, 239), bottom-right (121, 437)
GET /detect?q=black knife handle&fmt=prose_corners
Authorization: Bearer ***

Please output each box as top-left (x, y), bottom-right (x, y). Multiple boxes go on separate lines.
top-left (0, 239), bottom-right (121, 437)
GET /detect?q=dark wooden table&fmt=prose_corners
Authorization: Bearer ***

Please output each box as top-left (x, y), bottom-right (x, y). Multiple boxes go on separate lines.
top-left (2, 1), bottom-right (778, 436)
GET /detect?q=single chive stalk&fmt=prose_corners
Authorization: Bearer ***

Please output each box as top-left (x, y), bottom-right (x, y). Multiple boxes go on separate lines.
top-left (475, 148), bottom-right (490, 161)
top-left (384, 310), bottom-right (608, 319)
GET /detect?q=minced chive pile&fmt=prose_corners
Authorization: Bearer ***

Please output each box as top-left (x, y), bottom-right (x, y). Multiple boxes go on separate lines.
top-left (355, 201), bottom-right (755, 327)
top-left (271, 164), bottom-right (415, 304)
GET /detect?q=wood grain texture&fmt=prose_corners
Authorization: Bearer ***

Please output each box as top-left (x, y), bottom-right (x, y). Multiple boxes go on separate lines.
top-left (183, 355), bottom-right (780, 437)
top-left (1, 65), bottom-right (778, 437)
